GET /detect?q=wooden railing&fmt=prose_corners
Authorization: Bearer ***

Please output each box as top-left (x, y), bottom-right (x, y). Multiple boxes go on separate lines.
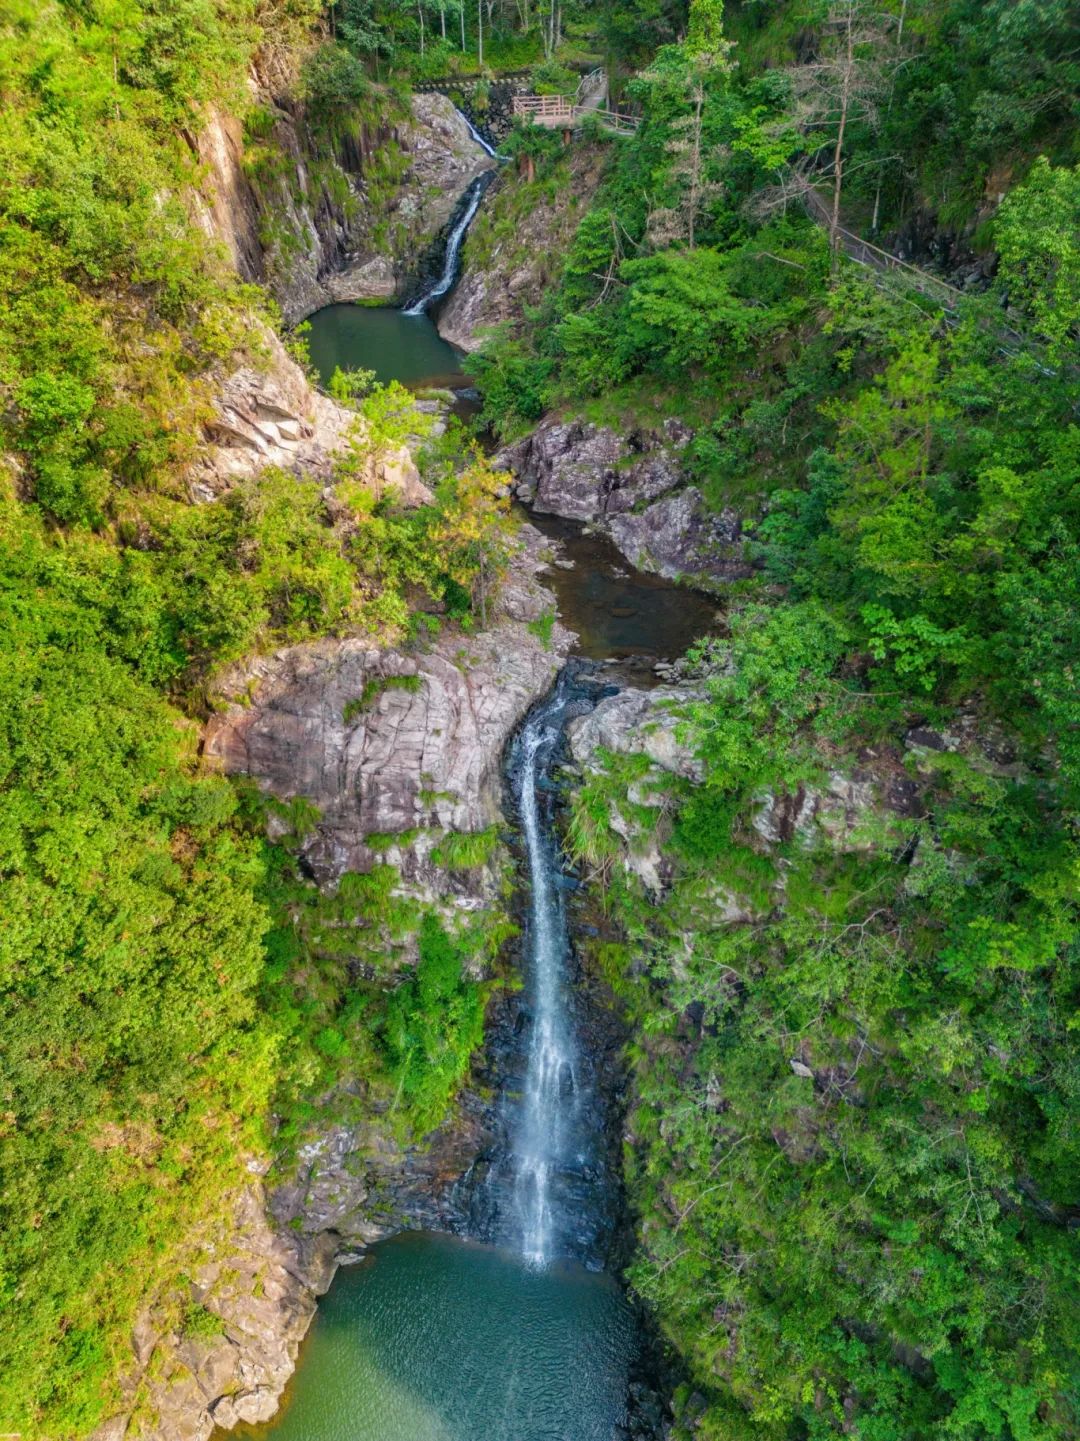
top-left (800, 184), bottom-right (964, 309)
top-left (513, 93), bottom-right (577, 121)
top-left (796, 179), bottom-right (1075, 386)
top-left (511, 83), bottom-right (639, 134)
top-left (587, 107), bottom-right (639, 134)
top-left (414, 68), bottom-right (534, 91)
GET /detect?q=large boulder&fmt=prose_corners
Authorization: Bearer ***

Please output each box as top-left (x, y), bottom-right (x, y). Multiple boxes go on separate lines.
top-left (568, 685), bottom-right (703, 783)
top-left (205, 524), bottom-right (571, 886)
top-left (500, 416), bottom-right (754, 584)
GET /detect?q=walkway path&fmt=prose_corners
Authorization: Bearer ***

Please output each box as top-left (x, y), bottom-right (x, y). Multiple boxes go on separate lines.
top-left (798, 179), bottom-right (1069, 380)
top-left (512, 69), bottom-right (639, 135)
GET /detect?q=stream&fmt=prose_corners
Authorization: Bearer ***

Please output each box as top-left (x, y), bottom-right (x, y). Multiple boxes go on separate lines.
top-left (255, 155), bottom-right (718, 1440)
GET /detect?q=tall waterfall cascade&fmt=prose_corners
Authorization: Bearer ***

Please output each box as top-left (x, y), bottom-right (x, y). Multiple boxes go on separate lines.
top-left (514, 707), bottom-right (577, 1265)
top-left (461, 666), bottom-right (621, 1269)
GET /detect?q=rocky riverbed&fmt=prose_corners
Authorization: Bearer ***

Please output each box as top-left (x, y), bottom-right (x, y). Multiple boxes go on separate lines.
top-left (499, 416), bottom-right (756, 586)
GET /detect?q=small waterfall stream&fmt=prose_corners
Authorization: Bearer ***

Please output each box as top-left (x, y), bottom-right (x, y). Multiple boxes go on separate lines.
top-left (460, 112), bottom-right (498, 158)
top-left (403, 170), bottom-right (494, 316)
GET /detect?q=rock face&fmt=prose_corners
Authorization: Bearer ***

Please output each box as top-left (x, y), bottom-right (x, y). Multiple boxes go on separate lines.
top-left (501, 416), bottom-right (754, 584)
top-left (437, 146), bottom-right (607, 351)
top-left (752, 768), bottom-right (922, 852)
top-left (205, 524), bottom-right (571, 887)
top-left (568, 684), bottom-right (702, 895)
top-left (568, 681), bottom-right (922, 903)
top-left (569, 685), bottom-right (703, 784)
top-left (94, 1099), bottom-right (488, 1441)
top-left (93, 1187), bottom-right (337, 1441)
top-left (195, 93), bottom-right (493, 324)
top-left (95, 531), bottom-right (571, 1441)
top-left (189, 325), bottom-right (427, 503)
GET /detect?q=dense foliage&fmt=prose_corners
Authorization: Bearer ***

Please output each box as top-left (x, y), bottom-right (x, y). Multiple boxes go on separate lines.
top-left (491, 3), bottom-right (1080, 1438)
top-left (3, 0), bottom-right (1079, 1436)
top-left (0, 7), bottom-right (519, 1436)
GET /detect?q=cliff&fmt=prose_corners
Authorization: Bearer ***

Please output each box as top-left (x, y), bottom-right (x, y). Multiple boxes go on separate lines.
top-left (437, 144), bottom-right (607, 351)
top-left (92, 526), bottom-right (574, 1441)
top-left (194, 92), bottom-right (491, 324)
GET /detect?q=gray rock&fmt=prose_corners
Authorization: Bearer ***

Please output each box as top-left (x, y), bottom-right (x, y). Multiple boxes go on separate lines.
top-left (190, 324), bottom-right (429, 503)
top-left (205, 526), bottom-right (571, 886)
top-left (609, 490), bottom-right (749, 583)
top-left (438, 147), bottom-right (607, 352)
top-left (500, 416), bottom-right (753, 584)
top-left (568, 686), bottom-right (704, 895)
top-left (752, 770), bottom-right (908, 852)
top-left (568, 686), bottom-right (703, 783)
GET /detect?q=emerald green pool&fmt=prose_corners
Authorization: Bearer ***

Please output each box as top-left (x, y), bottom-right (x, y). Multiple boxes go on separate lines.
top-left (304, 305), bottom-right (469, 391)
top-left (240, 1231), bottom-right (638, 1441)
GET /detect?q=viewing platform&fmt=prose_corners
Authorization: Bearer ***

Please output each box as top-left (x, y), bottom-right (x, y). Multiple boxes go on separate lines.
top-left (512, 68), bottom-right (639, 135)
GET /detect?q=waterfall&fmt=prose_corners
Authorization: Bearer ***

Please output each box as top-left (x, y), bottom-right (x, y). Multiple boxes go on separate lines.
top-left (402, 171), bottom-right (492, 316)
top-left (514, 714), bottom-right (576, 1265)
top-left (461, 112), bottom-right (498, 158)
top-left (453, 665), bottom-right (620, 1269)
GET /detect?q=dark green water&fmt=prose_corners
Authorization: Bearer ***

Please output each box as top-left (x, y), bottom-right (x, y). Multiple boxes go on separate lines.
top-left (523, 508), bottom-right (721, 661)
top-left (305, 305), bottom-right (469, 391)
top-left (240, 1232), bottom-right (637, 1441)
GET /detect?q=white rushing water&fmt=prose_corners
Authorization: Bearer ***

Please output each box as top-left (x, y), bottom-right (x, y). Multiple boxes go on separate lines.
top-left (402, 173), bottom-right (490, 316)
top-left (460, 669), bottom-right (616, 1269)
top-left (461, 112), bottom-right (498, 158)
top-left (512, 706), bottom-right (577, 1266)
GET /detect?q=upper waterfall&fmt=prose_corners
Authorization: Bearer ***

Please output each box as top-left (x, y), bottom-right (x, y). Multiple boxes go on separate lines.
top-left (403, 170), bottom-right (493, 316)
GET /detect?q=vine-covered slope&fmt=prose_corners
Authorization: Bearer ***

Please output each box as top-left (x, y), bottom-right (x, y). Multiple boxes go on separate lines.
top-left (0, 5), bottom-right (516, 1435)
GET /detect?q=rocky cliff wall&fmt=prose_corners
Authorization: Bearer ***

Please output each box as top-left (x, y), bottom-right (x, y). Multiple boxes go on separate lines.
top-left (194, 93), bottom-right (492, 325)
top-left (437, 145), bottom-right (607, 351)
top-left (500, 416), bottom-right (755, 587)
top-left (205, 522), bottom-right (572, 895)
top-left (93, 527), bottom-right (573, 1441)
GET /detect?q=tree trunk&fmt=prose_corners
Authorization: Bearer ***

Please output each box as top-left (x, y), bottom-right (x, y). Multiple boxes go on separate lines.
top-left (688, 83), bottom-right (703, 249)
top-left (477, 0), bottom-right (483, 66)
top-left (871, 0), bottom-right (906, 233)
top-left (830, 10), bottom-right (854, 266)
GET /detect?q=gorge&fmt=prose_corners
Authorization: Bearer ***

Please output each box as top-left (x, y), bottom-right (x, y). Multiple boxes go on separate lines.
top-left (3, 5), bottom-right (1079, 1441)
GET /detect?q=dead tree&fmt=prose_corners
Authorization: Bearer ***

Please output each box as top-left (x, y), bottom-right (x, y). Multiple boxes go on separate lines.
top-left (785, 0), bottom-right (893, 262)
